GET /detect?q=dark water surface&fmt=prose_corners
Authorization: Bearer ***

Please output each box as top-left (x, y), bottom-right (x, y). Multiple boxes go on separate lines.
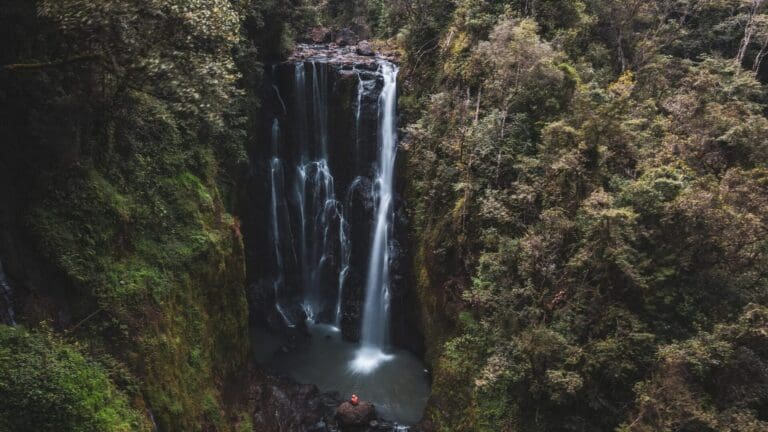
top-left (253, 323), bottom-right (430, 425)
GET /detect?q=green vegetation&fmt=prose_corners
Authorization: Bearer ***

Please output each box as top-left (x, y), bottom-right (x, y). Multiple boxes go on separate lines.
top-left (3, 0), bottom-right (768, 431)
top-left (27, 108), bottom-right (252, 429)
top-left (0, 325), bottom-right (150, 432)
top-left (391, 1), bottom-right (768, 431)
top-left (0, 0), bottom-right (308, 430)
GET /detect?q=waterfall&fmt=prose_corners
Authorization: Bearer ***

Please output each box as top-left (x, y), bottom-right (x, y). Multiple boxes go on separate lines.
top-left (294, 63), bottom-right (310, 317)
top-left (355, 72), bottom-right (365, 155)
top-left (294, 60), bottom-right (350, 324)
top-left (302, 159), bottom-right (340, 320)
top-left (252, 49), bottom-right (430, 425)
top-left (272, 85), bottom-right (287, 115)
top-left (0, 260), bottom-right (15, 326)
top-left (261, 56), bottom-right (402, 367)
top-left (311, 62), bottom-right (328, 157)
top-left (294, 63), bottom-right (308, 148)
top-left (334, 211), bottom-right (350, 327)
top-left (351, 63), bottom-right (399, 373)
top-left (269, 120), bottom-right (294, 327)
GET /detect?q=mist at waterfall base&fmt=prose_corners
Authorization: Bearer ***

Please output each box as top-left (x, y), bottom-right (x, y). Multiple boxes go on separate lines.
top-left (249, 52), bottom-right (429, 425)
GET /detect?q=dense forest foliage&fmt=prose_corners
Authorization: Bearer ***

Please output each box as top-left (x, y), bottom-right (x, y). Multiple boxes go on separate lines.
top-left (386, 1), bottom-right (768, 431)
top-left (2, 0), bottom-right (768, 431)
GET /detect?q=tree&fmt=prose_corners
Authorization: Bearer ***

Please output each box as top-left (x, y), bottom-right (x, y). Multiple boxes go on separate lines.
top-left (622, 305), bottom-right (768, 432)
top-left (474, 18), bottom-right (571, 121)
top-left (36, 0), bottom-right (243, 124)
top-left (736, 0), bottom-right (768, 63)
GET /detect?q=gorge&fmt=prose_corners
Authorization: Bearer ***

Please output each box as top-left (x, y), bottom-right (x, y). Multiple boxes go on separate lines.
top-left (4, 1), bottom-right (768, 431)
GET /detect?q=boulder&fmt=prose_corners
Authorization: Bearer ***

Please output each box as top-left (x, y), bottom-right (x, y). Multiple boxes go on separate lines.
top-left (335, 27), bottom-right (359, 47)
top-left (356, 40), bottom-right (375, 57)
top-left (335, 400), bottom-right (376, 427)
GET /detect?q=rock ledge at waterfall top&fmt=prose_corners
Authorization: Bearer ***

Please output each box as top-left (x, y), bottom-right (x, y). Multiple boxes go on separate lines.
top-left (288, 43), bottom-right (399, 69)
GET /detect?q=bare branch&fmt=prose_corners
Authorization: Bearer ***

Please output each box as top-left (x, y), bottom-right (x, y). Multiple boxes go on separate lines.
top-left (1, 54), bottom-right (101, 72)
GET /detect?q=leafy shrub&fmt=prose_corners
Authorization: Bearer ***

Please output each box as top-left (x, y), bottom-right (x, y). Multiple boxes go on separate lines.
top-left (0, 326), bottom-right (149, 432)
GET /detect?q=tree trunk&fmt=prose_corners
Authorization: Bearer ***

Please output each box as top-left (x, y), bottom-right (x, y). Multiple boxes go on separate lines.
top-left (474, 88), bottom-right (482, 124)
top-left (752, 33), bottom-right (768, 75)
top-left (737, 0), bottom-right (766, 65)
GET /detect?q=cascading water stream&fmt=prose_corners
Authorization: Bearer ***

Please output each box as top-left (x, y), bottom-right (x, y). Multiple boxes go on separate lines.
top-left (269, 119), bottom-right (295, 328)
top-left (333, 71), bottom-right (368, 327)
top-left (302, 160), bottom-right (338, 320)
top-left (311, 62), bottom-right (329, 157)
top-left (294, 64), bottom-right (309, 301)
top-left (334, 207), bottom-right (351, 327)
top-left (351, 63), bottom-right (400, 374)
top-left (355, 71), bottom-right (365, 157)
top-left (291, 60), bottom-right (351, 324)
top-left (272, 85), bottom-right (288, 115)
